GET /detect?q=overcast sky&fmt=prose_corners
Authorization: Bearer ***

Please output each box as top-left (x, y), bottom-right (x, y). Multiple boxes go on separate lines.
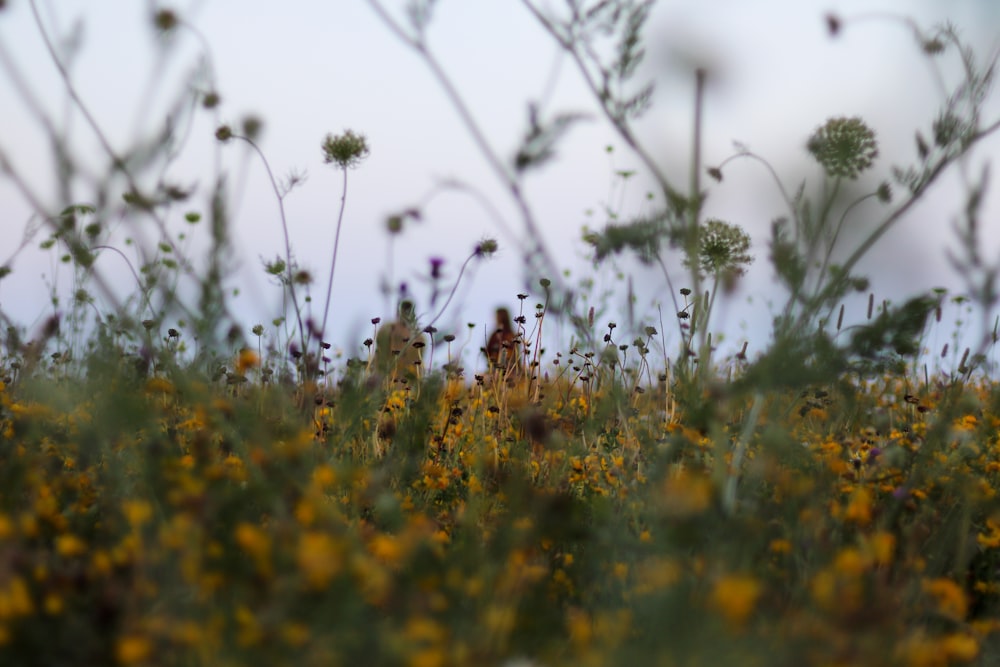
top-left (2, 0), bottom-right (999, 370)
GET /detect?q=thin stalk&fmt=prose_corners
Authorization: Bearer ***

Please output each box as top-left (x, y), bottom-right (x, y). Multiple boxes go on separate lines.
top-left (320, 167), bottom-right (349, 347)
top-left (690, 69), bottom-right (709, 380)
top-left (235, 135), bottom-right (305, 352)
top-left (722, 392), bottom-right (765, 514)
top-left (367, 0), bottom-right (562, 288)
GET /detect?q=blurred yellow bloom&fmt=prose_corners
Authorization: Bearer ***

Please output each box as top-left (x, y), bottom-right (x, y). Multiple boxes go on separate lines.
top-left (144, 376), bottom-right (175, 396)
top-left (844, 487), bottom-right (873, 525)
top-left (55, 534), bottom-right (87, 558)
top-left (116, 634), bottom-right (153, 665)
top-left (123, 500), bottom-right (153, 529)
top-left (922, 577), bottom-right (968, 621)
top-left (235, 605), bottom-right (262, 647)
top-left (833, 547), bottom-right (870, 576)
top-left (311, 464), bottom-right (337, 488)
top-left (369, 533), bottom-right (404, 566)
top-left (867, 531), bottom-right (896, 566)
top-left (297, 531), bottom-right (342, 590)
top-left (896, 630), bottom-right (979, 667)
top-left (236, 349), bottom-right (259, 374)
top-left (235, 522), bottom-right (272, 576)
top-left (0, 577), bottom-right (34, 619)
top-left (281, 621), bottom-right (310, 647)
top-left (0, 514), bottom-right (15, 541)
top-left (710, 574), bottom-right (761, 628)
top-left (661, 471), bottom-right (713, 518)
top-left (566, 607), bottom-right (592, 649)
top-left (409, 648), bottom-right (447, 667)
top-left (940, 633), bottom-right (979, 662)
top-left (769, 538), bottom-right (793, 555)
top-left (43, 593), bottom-right (63, 616)
top-left (977, 518), bottom-right (1000, 548)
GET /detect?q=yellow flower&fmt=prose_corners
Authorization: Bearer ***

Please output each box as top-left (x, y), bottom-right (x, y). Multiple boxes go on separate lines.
top-left (769, 538), bottom-right (793, 555)
top-left (833, 547), bottom-right (870, 576)
top-left (633, 557), bottom-right (680, 596)
top-left (566, 607), bottom-right (592, 649)
top-left (235, 605), bottom-right (262, 647)
top-left (369, 533), bottom-right (404, 567)
top-left (977, 518), bottom-right (1000, 549)
top-left (311, 464), bottom-right (337, 488)
top-left (43, 592), bottom-right (64, 616)
top-left (297, 531), bottom-right (343, 590)
top-left (123, 500), bottom-right (153, 529)
top-left (922, 577), bottom-right (968, 621)
top-left (710, 574), bottom-right (761, 628)
top-left (143, 376), bottom-right (175, 396)
top-left (866, 531), bottom-right (896, 566)
top-left (660, 471), bottom-right (713, 518)
top-left (940, 633), bottom-right (979, 662)
top-left (235, 522), bottom-right (272, 576)
top-left (409, 648), bottom-right (447, 667)
top-left (55, 534), bottom-right (88, 558)
top-left (116, 634), bottom-right (153, 665)
top-left (281, 621), bottom-right (310, 647)
top-left (843, 487), bottom-right (873, 525)
top-left (236, 348), bottom-right (259, 374)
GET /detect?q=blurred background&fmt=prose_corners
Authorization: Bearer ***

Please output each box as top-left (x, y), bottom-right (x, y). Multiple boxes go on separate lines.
top-left (1, 0), bottom-right (999, 371)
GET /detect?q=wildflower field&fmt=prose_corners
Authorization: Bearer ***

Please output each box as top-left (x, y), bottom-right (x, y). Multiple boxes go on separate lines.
top-left (5, 2), bottom-right (1000, 665)
top-left (4, 317), bottom-right (1000, 666)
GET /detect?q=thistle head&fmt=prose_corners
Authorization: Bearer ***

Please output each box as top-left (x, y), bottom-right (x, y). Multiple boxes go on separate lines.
top-left (475, 238), bottom-right (499, 258)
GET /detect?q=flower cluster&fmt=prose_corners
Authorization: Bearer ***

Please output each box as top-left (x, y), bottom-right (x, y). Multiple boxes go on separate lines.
top-left (807, 116), bottom-right (879, 179)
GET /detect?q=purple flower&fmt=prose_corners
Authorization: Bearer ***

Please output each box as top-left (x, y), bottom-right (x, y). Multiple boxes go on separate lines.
top-left (429, 257), bottom-right (445, 280)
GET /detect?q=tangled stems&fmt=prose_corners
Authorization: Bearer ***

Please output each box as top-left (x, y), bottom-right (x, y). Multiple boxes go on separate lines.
top-left (217, 127), bottom-right (305, 352)
top-left (423, 239), bottom-right (498, 332)
top-left (366, 0), bottom-right (564, 297)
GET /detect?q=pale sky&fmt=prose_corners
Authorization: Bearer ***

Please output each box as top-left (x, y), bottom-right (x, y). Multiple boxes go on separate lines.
top-left (2, 0), bottom-right (999, 370)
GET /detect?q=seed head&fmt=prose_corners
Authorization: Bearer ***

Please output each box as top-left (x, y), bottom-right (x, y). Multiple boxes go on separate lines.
top-left (202, 91), bottom-right (220, 109)
top-left (824, 13), bottom-right (841, 37)
top-left (876, 182), bottom-right (892, 203)
top-left (154, 9), bottom-right (178, 32)
top-left (476, 238), bottom-right (499, 257)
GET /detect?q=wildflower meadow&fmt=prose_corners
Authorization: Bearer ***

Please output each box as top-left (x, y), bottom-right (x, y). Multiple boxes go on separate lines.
top-left (4, 2), bottom-right (1000, 665)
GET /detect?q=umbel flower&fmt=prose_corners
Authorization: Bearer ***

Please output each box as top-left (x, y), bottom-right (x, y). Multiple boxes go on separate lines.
top-left (685, 218), bottom-right (754, 278)
top-left (322, 130), bottom-right (370, 169)
top-left (807, 116), bottom-right (878, 179)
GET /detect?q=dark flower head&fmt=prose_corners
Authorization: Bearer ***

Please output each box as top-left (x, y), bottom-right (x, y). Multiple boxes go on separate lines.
top-left (429, 257), bottom-right (444, 280)
top-left (154, 9), bottom-right (178, 31)
top-left (824, 13), bottom-right (841, 37)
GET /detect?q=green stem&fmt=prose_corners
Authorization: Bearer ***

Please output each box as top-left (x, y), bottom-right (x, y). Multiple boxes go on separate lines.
top-left (320, 167), bottom-right (349, 348)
